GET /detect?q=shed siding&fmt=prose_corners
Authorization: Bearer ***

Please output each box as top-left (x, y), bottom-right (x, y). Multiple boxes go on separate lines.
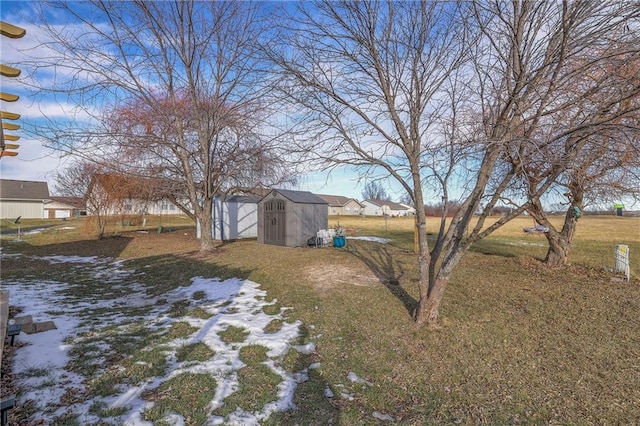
top-left (212, 199), bottom-right (258, 240)
top-left (258, 189), bottom-right (328, 247)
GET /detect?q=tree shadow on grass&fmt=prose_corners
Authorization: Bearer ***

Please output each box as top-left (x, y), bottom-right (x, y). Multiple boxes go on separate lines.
top-left (348, 242), bottom-right (418, 318)
top-left (1, 234), bottom-right (136, 258)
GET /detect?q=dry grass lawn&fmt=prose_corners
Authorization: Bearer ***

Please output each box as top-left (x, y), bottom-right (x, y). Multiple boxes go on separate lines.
top-left (2, 214), bottom-right (639, 424)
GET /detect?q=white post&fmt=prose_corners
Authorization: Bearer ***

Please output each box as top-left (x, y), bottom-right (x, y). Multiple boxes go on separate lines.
top-left (615, 244), bottom-right (630, 281)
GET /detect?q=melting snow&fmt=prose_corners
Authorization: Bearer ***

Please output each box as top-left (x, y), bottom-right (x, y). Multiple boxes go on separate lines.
top-left (1, 252), bottom-right (316, 425)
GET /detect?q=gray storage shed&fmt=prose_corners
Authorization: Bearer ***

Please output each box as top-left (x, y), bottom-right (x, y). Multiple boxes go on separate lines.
top-left (258, 189), bottom-right (328, 247)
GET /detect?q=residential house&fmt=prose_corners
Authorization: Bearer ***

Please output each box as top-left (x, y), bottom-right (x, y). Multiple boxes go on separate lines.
top-left (362, 199), bottom-right (414, 217)
top-left (85, 174), bottom-right (182, 216)
top-left (317, 194), bottom-right (364, 216)
top-left (0, 179), bottom-right (50, 219)
top-left (44, 196), bottom-right (86, 219)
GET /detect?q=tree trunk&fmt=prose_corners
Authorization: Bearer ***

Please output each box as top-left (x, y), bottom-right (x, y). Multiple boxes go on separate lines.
top-left (544, 188), bottom-right (582, 267)
top-left (198, 197), bottom-right (216, 252)
top-left (544, 218), bottom-right (577, 267)
top-left (544, 236), bottom-right (570, 267)
top-left (416, 275), bottom-right (448, 327)
top-left (414, 244), bottom-right (431, 325)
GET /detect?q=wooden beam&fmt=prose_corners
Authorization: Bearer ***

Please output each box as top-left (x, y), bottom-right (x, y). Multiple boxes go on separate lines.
top-left (0, 64), bottom-right (21, 78)
top-left (2, 122), bottom-right (20, 131)
top-left (0, 21), bottom-right (26, 38)
top-left (1, 111), bottom-right (20, 120)
top-left (0, 92), bottom-right (19, 102)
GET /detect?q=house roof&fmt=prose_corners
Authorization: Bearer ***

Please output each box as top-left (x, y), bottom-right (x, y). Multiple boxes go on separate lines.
top-left (364, 199), bottom-right (410, 210)
top-left (87, 174), bottom-right (168, 201)
top-left (45, 196), bottom-right (85, 209)
top-left (317, 194), bottom-right (363, 207)
top-left (0, 179), bottom-right (50, 201)
top-left (265, 189), bottom-right (327, 205)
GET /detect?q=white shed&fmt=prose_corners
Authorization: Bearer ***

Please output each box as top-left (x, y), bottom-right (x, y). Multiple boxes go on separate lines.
top-left (197, 195), bottom-right (260, 241)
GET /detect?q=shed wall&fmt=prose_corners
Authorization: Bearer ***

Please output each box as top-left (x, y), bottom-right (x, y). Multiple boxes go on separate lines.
top-left (212, 200), bottom-right (258, 240)
top-left (285, 202), bottom-right (328, 247)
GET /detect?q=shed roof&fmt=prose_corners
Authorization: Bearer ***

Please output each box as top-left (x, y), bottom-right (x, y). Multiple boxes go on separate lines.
top-left (0, 179), bottom-right (50, 200)
top-left (216, 195), bottom-right (261, 203)
top-left (266, 189), bottom-right (327, 205)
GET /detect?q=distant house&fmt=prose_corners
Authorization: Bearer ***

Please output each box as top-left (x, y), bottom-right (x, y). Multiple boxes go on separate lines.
top-left (197, 195), bottom-right (260, 241)
top-left (317, 194), bottom-right (364, 216)
top-left (362, 199), bottom-right (414, 217)
top-left (258, 189), bottom-right (328, 247)
top-left (44, 196), bottom-right (86, 219)
top-left (399, 203), bottom-right (417, 216)
top-left (0, 179), bottom-right (50, 219)
top-left (85, 174), bottom-right (183, 216)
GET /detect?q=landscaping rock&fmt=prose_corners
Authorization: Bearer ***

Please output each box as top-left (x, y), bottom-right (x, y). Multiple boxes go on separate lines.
top-left (34, 321), bottom-right (57, 333)
top-left (11, 315), bottom-right (32, 326)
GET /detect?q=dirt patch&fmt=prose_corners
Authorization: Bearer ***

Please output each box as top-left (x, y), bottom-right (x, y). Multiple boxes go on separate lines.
top-left (306, 263), bottom-right (382, 293)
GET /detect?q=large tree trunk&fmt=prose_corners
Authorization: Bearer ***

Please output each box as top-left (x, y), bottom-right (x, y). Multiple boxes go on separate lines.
top-left (417, 275), bottom-right (448, 327)
top-left (544, 216), bottom-right (577, 267)
top-left (410, 173), bottom-right (432, 326)
top-left (544, 234), bottom-right (571, 266)
top-left (198, 197), bottom-right (216, 252)
top-left (544, 187), bottom-right (582, 267)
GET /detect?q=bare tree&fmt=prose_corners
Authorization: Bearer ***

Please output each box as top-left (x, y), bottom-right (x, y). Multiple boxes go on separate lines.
top-left (266, 0), bottom-right (474, 326)
top-left (53, 160), bottom-right (96, 198)
top-left (27, 0), bottom-right (295, 250)
top-left (425, 1), bottom-right (640, 325)
top-left (496, 35), bottom-right (640, 266)
top-left (268, 0), bottom-right (639, 326)
top-left (361, 181), bottom-right (390, 202)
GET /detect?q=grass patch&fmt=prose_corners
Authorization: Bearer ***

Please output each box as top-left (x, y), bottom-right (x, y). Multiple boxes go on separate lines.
top-left (215, 364), bottom-right (282, 417)
top-left (168, 300), bottom-right (190, 317)
top-left (176, 342), bottom-right (215, 362)
top-left (262, 302), bottom-right (282, 316)
top-left (88, 401), bottom-right (127, 418)
top-left (22, 367), bottom-right (51, 378)
top-left (192, 290), bottom-right (206, 300)
top-left (142, 373), bottom-right (216, 426)
top-left (279, 347), bottom-right (307, 373)
top-left (166, 322), bottom-right (198, 339)
top-left (218, 325), bottom-right (249, 344)
top-left (123, 346), bottom-right (169, 383)
top-left (187, 306), bottom-right (213, 319)
top-left (239, 345), bottom-right (269, 365)
top-left (263, 319), bottom-right (283, 334)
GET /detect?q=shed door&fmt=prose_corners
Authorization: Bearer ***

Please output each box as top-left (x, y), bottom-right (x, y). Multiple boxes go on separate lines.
top-left (264, 199), bottom-right (285, 245)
